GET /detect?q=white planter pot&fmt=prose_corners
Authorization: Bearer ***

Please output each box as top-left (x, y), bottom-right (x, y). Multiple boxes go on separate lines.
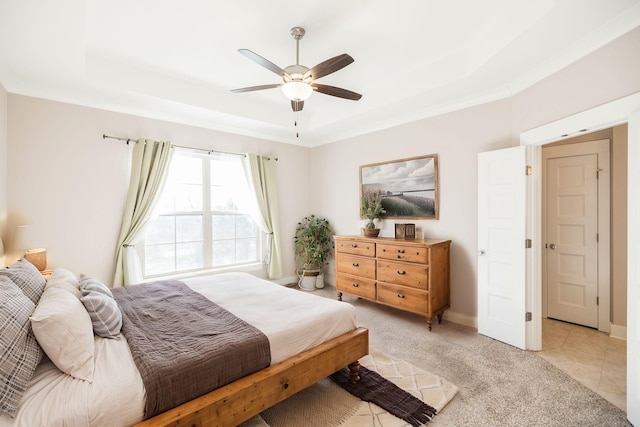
top-left (297, 268), bottom-right (320, 291)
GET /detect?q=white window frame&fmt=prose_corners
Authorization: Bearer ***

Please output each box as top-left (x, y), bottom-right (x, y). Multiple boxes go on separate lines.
top-left (138, 149), bottom-right (265, 280)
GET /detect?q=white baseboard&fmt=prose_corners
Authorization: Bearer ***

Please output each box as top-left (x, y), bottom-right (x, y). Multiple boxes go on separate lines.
top-left (443, 310), bottom-right (478, 329)
top-left (273, 275), bottom-right (298, 286)
top-left (610, 323), bottom-right (627, 341)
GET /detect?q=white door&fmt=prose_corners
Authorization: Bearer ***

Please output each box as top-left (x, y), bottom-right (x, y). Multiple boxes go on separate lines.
top-left (546, 154), bottom-right (598, 327)
top-left (478, 146), bottom-right (528, 350)
top-left (627, 110), bottom-right (640, 426)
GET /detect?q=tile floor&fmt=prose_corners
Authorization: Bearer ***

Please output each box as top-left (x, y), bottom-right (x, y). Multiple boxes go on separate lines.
top-left (538, 317), bottom-right (627, 411)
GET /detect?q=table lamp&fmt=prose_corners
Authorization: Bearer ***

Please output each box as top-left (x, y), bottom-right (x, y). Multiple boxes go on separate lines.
top-left (13, 225), bottom-right (47, 271)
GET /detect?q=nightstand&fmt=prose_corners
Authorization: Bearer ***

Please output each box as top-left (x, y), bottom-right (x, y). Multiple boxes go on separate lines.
top-left (40, 269), bottom-right (53, 281)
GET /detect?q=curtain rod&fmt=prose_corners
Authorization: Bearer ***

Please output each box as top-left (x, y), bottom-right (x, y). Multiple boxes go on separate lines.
top-left (102, 134), bottom-right (278, 161)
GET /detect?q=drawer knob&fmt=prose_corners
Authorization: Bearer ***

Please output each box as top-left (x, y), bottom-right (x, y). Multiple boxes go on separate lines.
top-left (352, 283), bottom-right (359, 288)
top-left (397, 294), bottom-right (405, 299)
top-left (352, 263), bottom-right (359, 267)
top-left (397, 249), bottom-right (405, 253)
top-left (397, 270), bottom-right (406, 275)
top-left (351, 244), bottom-right (358, 248)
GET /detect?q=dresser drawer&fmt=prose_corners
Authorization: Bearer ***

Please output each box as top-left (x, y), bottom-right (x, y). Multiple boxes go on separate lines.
top-left (377, 283), bottom-right (429, 315)
top-left (377, 243), bottom-right (428, 264)
top-left (377, 260), bottom-right (428, 289)
top-left (336, 253), bottom-right (376, 280)
top-left (336, 239), bottom-right (376, 257)
top-left (336, 275), bottom-right (376, 300)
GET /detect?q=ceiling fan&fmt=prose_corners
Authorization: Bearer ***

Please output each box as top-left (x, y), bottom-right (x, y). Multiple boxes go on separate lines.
top-left (231, 27), bottom-right (362, 112)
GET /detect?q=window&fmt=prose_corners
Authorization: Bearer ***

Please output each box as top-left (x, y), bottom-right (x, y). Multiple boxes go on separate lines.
top-left (139, 150), bottom-right (263, 278)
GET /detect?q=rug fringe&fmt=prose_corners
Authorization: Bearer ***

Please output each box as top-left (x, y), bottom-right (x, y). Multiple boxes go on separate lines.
top-left (330, 366), bottom-right (438, 426)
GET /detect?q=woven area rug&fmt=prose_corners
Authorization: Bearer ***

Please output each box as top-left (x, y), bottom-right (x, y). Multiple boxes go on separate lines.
top-left (240, 349), bottom-right (458, 427)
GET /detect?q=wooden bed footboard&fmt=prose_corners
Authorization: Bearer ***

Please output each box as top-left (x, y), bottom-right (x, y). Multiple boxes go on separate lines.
top-left (135, 327), bottom-right (369, 427)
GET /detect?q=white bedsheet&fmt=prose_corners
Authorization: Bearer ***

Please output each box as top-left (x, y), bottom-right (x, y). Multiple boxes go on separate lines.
top-left (182, 272), bottom-right (357, 364)
top-left (1, 272), bottom-right (357, 427)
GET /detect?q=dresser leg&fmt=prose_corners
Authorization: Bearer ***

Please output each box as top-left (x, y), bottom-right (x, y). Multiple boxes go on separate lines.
top-left (337, 291), bottom-right (343, 301)
top-left (437, 313), bottom-right (443, 324)
top-left (426, 317), bottom-right (433, 331)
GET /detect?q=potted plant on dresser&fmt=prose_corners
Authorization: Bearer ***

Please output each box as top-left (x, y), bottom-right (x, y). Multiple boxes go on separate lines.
top-left (294, 215), bottom-right (334, 291)
top-left (361, 190), bottom-right (385, 237)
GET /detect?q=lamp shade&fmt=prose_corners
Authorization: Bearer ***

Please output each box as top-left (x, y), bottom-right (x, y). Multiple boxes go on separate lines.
top-left (281, 81), bottom-right (313, 101)
top-left (13, 225), bottom-right (38, 251)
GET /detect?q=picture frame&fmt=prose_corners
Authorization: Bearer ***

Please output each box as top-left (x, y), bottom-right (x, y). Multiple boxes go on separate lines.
top-left (360, 154), bottom-right (439, 220)
top-left (405, 223), bottom-right (416, 239)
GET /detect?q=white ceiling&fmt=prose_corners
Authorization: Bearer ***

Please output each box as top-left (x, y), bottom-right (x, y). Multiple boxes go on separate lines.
top-left (1, 0), bottom-right (639, 147)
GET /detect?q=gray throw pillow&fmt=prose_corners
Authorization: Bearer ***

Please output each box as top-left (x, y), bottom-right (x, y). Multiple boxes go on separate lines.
top-left (79, 274), bottom-right (113, 298)
top-left (79, 276), bottom-right (122, 339)
top-left (0, 258), bottom-right (46, 305)
top-left (0, 276), bottom-right (45, 417)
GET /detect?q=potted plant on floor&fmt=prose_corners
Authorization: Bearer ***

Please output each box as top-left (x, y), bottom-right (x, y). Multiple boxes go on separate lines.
top-left (294, 215), bottom-right (334, 291)
top-left (361, 190), bottom-right (385, 237)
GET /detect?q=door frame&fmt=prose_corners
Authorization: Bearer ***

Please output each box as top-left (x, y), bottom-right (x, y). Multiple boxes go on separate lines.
top-left (541, 140), bottom-right (611, 333)
top-left (519, 91), bottom-right (640, 423)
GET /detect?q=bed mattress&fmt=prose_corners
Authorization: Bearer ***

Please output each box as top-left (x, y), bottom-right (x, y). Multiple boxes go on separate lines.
top-left (1, 272), bottom-right (357, 427)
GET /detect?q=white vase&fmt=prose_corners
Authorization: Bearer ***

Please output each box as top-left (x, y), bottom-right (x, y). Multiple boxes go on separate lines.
top-left (315, 273), bottom-right (325, 289)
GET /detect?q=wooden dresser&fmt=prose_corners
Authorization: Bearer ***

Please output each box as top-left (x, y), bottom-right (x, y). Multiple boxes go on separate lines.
top-left (334, 235), bottom-right (451, 330)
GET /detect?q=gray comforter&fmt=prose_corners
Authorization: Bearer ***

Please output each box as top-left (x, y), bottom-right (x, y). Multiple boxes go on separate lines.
top-left (112, 280), bottom-right (271, 419)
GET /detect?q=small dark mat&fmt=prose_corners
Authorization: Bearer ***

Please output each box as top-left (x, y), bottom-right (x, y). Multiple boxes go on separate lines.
top-left (330, 365), bottom-right (438, 426)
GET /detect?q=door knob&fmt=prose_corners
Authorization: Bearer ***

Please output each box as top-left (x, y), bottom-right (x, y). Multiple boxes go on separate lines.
top-left (549, 243), bottom-right (556, 250)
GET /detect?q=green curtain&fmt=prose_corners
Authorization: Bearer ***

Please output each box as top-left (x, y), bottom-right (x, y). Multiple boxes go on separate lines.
top-left (112, 139), bottom-right (173, 287)
top-left (243, 153), bottom-right (283, 279)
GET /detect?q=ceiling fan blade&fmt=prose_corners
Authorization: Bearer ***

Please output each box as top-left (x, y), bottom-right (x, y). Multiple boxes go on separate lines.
top-left (231, 84), bottom-right (282, 93)
top-left (312, 84), bottom-right (362, 101)
top-left (291, 100), bottom-right (304, 112)
top-left (238, 49), bottom-right (290, 78)
top-left (304, 54), bottom-right (354, 80)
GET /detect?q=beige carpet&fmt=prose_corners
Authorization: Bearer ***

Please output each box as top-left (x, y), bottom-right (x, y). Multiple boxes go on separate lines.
top-left (240, 349), bottom-right (458, 427)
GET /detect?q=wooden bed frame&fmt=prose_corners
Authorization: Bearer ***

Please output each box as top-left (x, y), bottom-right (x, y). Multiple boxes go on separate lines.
top-left (135, 327), bottom-right (369, 427)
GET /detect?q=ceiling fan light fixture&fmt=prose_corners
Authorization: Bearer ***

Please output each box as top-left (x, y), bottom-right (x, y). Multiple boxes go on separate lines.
top-left (282, 81), bottom-right (313, 101)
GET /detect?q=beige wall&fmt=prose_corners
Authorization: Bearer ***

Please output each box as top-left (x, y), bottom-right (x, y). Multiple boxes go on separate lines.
top-left (511, 27), bottom-right (640, 139)
top-left (6, 95), bottom-right (312, 282)
top-left (311, 99), bottom-right (512, 325)
top-left (4, 28), bottom-right (638, 327)
top-left (0, 83), bottom-right (7, 263)
top-left (313, 28), bottom-right (639, 327)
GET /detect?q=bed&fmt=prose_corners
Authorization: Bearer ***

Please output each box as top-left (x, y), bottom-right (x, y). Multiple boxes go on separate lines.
top-left (0, 261), bottom-right (369, 427)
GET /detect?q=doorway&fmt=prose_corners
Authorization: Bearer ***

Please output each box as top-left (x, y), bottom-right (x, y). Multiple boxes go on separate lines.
top-left (542, 139), bottom-right (611, 332)
top-left (539, 318), bottom-right (626, 410)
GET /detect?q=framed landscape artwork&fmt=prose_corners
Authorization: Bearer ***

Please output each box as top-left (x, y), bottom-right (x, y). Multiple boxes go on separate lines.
top-left (360, 154), bottom-right (439, 220)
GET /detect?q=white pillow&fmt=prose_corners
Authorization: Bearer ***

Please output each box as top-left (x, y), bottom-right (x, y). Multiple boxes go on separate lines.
top-left (45, 268), bottom-right (81, 299)
top-left (30, 287), bottom-right (95, 382)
